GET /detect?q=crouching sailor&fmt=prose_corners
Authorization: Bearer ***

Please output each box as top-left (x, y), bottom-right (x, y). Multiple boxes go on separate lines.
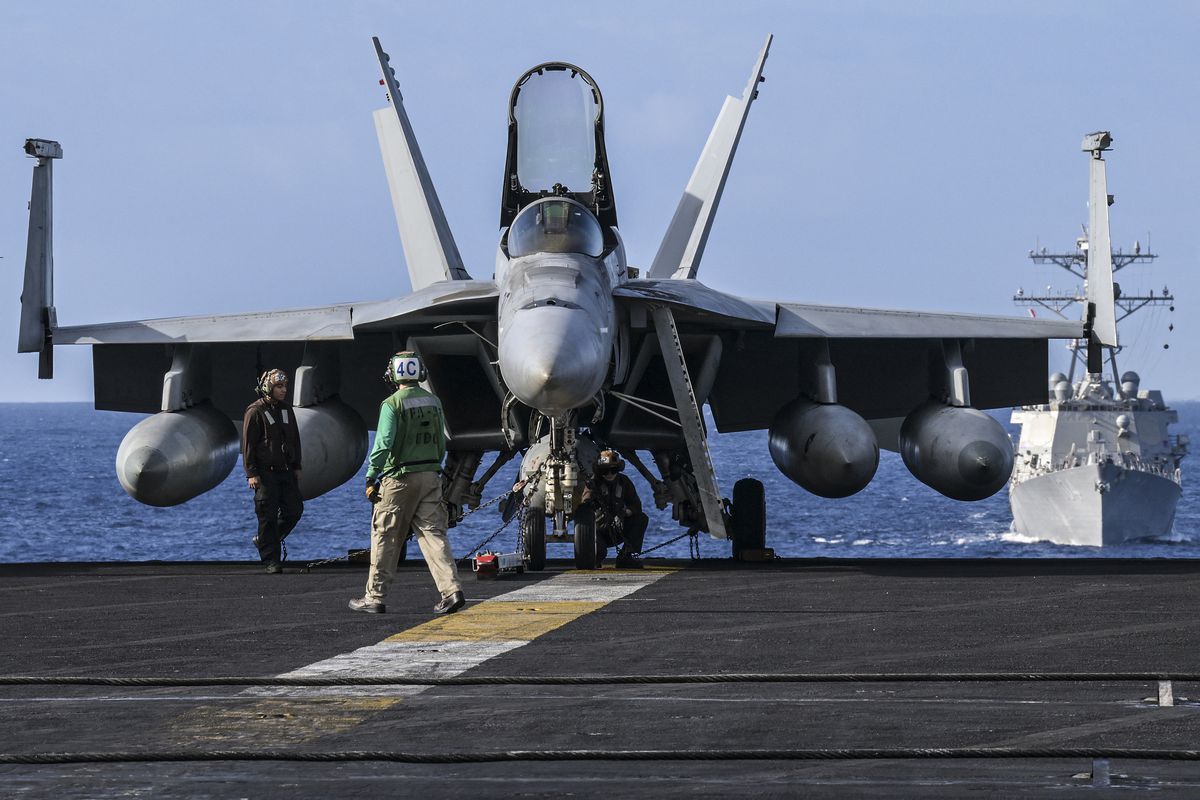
top-left (349, 351), bottom-right (465, 615)
top-left (581, 450), bottom-right (648, 568)
top-left (242, 369), bottom-right (304, 574)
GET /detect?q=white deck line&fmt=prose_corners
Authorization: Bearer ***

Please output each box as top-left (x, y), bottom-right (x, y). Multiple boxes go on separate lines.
top-left (249, 569), bottom-right (670, 698)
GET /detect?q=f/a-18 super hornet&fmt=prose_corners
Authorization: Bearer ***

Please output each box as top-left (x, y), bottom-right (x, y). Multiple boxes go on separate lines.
top-left (19, 36), bottom-right (1089, 566)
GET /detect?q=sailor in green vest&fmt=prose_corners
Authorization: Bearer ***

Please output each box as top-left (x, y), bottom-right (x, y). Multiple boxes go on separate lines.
top-left (349, 351), bottom-right (465, 615)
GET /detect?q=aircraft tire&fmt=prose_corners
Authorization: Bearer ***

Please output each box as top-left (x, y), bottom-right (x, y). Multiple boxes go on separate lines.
top-left (572, 505), bottom-right (602, 570)
top-left (522, 510), bottom-right (547, 571)
top-left (730, 478), bottom-right (766, 557)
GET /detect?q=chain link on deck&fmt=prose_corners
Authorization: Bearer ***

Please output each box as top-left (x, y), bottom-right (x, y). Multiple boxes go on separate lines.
top-left (455, 497), bottom-right (522, 565)
top-left (455, 463), bottom-right (548, 564)
top-left (301, 485), bottom-right (518, 573)
top-left (299, 549), bottom-right (364, 573)
top-left (634, 529), bottom-right (701, 560)
top-left (297, 465), bottom-right (724, 571)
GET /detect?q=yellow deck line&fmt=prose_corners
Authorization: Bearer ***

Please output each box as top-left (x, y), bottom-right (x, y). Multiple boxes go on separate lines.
top-left (170, 567), bottom-right (676, 744)
top-left (387, 600), bottom-right (606, 642)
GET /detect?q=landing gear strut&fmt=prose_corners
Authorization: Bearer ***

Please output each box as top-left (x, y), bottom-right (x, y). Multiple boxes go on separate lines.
top-left (545, 415), bottom-right (580, 539)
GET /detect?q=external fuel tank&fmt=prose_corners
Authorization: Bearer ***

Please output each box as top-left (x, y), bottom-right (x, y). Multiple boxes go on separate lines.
top-left (768, 400), bottom-right (879, 498)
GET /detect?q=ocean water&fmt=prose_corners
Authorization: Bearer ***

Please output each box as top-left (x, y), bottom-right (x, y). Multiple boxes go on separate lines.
top-left (1, 402), bottom-right (1197, 563)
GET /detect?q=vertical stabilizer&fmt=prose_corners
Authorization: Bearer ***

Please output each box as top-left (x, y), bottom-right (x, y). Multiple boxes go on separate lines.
top-left (372, 37), bottom-right (471, 290)
top-left (1084, 131), bottom-right (1118, 350)
top-left (648, 35), bottom-right (772, 280)
top-left (19, 138), bottom-right (61, 379)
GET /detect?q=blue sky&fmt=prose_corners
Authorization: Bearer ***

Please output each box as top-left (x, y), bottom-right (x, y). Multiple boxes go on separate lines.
top-left (3, 1), bottom-right (1198, 401)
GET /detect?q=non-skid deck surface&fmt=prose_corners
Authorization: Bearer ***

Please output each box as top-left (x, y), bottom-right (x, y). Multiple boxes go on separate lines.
top-left (2, 559), bottom-right (1199, 797)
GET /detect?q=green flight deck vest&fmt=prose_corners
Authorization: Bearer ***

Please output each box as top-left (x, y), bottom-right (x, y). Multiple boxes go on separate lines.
top-left (367, 385), bottom-right (446, 480)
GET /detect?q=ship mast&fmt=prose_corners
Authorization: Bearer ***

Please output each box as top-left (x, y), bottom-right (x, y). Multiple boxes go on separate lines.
top-left (1014, 132), bottom-right (1174, 396)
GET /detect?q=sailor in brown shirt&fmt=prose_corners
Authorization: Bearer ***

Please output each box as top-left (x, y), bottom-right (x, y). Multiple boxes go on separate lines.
top-left (242, 369), bottom-right (304, 573)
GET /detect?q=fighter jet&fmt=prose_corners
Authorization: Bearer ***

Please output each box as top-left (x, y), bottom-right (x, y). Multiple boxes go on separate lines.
top-left (19, 36), bottom-right (1088, 566)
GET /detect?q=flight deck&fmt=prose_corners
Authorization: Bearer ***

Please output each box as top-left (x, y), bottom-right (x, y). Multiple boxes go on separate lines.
top-left (2, 558), bottom-right (1199, 797)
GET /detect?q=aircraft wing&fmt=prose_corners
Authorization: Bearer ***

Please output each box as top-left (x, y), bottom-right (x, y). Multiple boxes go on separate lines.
top-left (55, 305), bottom-right (356, 345)
top-left (55, 280), bottom-right (498, 345)
top-left (615, 278), bottom-right (1080, 338)
top-left (67, 282), bottom-right (501, 447)
top-left (607, 279), bottom-right (1082, 449)
top-left (773, 302), bottom-right (1082, 339)
top-left (614, 279), bottom-right (775, 327)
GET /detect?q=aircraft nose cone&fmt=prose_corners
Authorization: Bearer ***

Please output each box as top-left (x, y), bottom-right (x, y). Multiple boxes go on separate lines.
top-left (500, 306), bottom-right (607, 416)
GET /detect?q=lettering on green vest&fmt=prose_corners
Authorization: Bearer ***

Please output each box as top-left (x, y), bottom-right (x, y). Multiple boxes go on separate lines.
top-left (378, 386), bottom-right (446, 477)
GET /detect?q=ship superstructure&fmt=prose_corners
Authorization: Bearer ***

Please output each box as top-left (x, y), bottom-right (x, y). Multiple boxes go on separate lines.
top-left (1009, 132), bottom-right (1187, 546)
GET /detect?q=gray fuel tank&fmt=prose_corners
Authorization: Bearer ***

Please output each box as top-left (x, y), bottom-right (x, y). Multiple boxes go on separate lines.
top-left (294, 399), bottom-right (368, 500)
top-left (115, 405), bottom-right (239, 507)
top-left (899, 401), bottom-right (1013, 501)
top-left (769, 400), bottom-right (879, 498)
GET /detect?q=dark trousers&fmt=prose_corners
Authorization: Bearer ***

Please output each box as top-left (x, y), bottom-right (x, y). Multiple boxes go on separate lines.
top-left (599, 510), bottom-right (648, 554)
top-left (253, 471), bottom-right (303, 562)
top-left (621, 511), bottom-right (648, 554)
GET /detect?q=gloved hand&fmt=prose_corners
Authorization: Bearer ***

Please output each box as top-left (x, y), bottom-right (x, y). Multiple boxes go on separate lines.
top-left (365, 478), bottom-right (381, 504)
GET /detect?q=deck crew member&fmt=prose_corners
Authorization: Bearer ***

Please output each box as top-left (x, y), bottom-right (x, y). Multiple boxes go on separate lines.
top-left (242, 369), bottom-right (304, 574)
top-left (581, 450), bottom-right (648, 568)
top-left (350, 351), bottom-right (465, 615)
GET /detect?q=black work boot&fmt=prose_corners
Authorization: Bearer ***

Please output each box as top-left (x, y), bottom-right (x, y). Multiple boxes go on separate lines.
top-left (264, 561), bottom-right (283, 574)
top-left (615, 548), bottom-right (643, 569)
top-left (348, 597), bottom-right (386, 614)
top-left (433, 591), bottom-right (465, 615)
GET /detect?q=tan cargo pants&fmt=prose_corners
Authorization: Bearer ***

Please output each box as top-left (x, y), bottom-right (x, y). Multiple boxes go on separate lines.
top-left (364, 471), bottom-right (461, 603)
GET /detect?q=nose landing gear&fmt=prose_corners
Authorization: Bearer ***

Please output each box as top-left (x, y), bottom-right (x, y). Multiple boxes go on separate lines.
top-left (521, 509), bottom-right (547, 571)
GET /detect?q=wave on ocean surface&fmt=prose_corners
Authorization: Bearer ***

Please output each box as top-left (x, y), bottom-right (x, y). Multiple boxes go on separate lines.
top-left (1, 403), bottom-right (1197, 562)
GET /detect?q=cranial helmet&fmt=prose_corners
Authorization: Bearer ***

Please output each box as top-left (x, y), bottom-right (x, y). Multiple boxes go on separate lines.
top-left (596, 449), bottom-right (625, 473)
top-left (385, 351), bottom-right (426, 386)
top-left (257, 368), bottom-right (288, 397)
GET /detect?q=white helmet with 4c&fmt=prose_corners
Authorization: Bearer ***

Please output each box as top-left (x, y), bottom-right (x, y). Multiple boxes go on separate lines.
top-left (385, 351), bottom-right (426, 385)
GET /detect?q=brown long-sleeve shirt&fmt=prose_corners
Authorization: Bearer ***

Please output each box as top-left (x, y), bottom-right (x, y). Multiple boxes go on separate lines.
top-left (242, 398), bottom-right (302, 478)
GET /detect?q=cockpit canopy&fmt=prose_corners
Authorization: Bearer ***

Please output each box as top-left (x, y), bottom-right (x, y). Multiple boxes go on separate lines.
top-left (514, 67), bottom-right (597, 194)
top-left (500, 62), bottom-right (617, 229)
top-left (507, 198), bottom-right (605, 259)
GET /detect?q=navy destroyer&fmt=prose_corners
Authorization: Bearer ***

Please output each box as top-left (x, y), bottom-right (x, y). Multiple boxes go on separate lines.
top-left (1010, 132), bottom-right (1187, 546)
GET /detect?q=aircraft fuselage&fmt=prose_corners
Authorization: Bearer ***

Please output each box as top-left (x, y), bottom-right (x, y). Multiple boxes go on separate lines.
top-left (496, 245), bottom-right (623, 419)
top-left (493, 192), bottom-right (627, 420)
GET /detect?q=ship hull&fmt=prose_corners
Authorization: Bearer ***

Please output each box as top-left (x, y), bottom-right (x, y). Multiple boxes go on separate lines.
top-left (1010, 462), bottom-right (1181, 546)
